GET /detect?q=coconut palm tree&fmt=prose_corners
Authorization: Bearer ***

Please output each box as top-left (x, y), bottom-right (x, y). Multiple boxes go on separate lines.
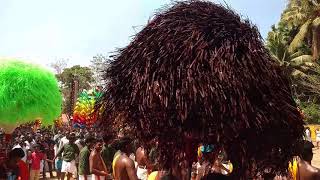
top-left (282, 0), bottom-right (320, 61)
top-left (267, 28), bottom-right (313, 76)
top-left (267, 28), bottom-right (320, 100)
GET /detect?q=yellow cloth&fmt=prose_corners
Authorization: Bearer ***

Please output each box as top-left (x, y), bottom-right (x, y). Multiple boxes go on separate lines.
top-left (112, 154), bottom-right (121, 178)
top-left (197, 146), bottom-right (202, 158)
top-left (221, 161), bottom-right (233, 174)
top-left (288, 158), bottom-right (298, 180)
top-left (228, 162), bottom-right (233, 173)
top-left (148, 171), bottom-right (158, 180)
top-left (228, 162), bottom-right (233, 174)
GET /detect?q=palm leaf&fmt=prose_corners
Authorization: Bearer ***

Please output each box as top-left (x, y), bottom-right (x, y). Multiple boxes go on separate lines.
top-left (282, 8), bottom-right (303, 27)
top-left (290, 51), bottom-right (305, 59)
top-left (311, 0), bottom-right (320, 6)
top-left (287, 0), bottom-right (299, 7)
top-left (312, 17), bottom-right (320, 27)
top-left (291, 69), bottom-right (308, 77)
top-left (290, 55), bottom-right (313, 66)
top-left (288, 20), bottom-right (312, 53)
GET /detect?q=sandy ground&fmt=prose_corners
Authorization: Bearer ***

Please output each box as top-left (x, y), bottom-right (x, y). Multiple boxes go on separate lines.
top-left (312, 145), bottom-right (320, 168)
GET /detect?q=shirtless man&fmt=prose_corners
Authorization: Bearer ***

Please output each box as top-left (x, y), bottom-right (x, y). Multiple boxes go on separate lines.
top-left (296, 141), bottom-right (320, 179)
top-left (90, 138), bottom-right (108, 180)
top-left (112, 137), bottom-right (138, 180)
top-left (136, 147), bottom-right (149, 180)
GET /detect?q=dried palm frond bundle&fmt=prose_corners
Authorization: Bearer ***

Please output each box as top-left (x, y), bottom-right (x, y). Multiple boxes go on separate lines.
top-left (96, 1), bottom-right (304, 178)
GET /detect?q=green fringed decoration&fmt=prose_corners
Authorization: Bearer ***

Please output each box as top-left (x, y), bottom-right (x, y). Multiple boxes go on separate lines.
top-left (0, 60), bottom-right (62, 130)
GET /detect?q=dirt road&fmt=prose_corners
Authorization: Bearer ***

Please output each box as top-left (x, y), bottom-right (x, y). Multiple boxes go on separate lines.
top-left (312, 145), bottom-right (320, 167)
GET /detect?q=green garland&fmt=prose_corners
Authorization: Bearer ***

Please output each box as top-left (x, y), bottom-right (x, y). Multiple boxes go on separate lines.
top-left (0, 60), bottom-right (62, 127)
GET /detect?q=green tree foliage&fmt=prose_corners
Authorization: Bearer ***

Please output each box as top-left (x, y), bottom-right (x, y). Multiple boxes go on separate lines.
top-left (300, 102), bottom-right (320, 123)
top-left (267, 26), bottom-right (312, 68)
top-left (267, 0), bottom-right (320, 123)
top-left (57, 65), bottom-right (94, 90)
top-left (281, 0), bottom-right (320, 60)
top-left (56, 65), bottom-right (94, 113)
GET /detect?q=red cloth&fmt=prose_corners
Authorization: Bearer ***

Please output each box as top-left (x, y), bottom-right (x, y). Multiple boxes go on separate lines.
top-left (0, 152), bottom-right (6, 164)
top-left (5, 134), bottom-right (11, 142)
top-left (18, 160), bottom-right (29, 180)
top-left (29, 152), bottom-right (44, 170)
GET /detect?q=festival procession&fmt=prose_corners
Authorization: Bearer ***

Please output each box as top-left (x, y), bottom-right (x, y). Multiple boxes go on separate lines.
top-left (1, 0), bottom-right (320, 179)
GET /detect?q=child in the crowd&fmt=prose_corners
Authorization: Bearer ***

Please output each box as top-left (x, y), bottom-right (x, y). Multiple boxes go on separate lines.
top-left (28, 144), bottom-right (49, 180)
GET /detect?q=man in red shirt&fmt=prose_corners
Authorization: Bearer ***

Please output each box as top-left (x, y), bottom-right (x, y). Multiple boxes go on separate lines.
top-left (17, 158), bottom-right (29, 180)
top-left (28, 144), bottom-right (47, 180)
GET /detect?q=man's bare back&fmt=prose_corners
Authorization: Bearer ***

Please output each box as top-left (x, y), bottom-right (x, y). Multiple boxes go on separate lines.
top-left (114, 153), bottom-right (138, 180)
top-left (293, 141), bottom-right (320, 180)
top-left (297, 160), bottom-right (320, 180)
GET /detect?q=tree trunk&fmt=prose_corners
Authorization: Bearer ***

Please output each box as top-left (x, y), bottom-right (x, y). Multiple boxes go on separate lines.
top-left (312, 25), bottom-right (320, 62)
top-left (69, 79), bottom-right (79, 116)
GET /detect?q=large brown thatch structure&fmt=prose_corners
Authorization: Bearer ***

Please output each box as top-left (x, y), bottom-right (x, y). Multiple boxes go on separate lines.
top-left (97, 1), bottom-right (304, 178)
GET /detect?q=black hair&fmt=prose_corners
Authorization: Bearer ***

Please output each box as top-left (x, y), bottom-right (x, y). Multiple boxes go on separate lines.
top-left (114, 136), bottom-right (132, 151)
top-left (300, 140), bottom-right (314, 161)
top-left (9, 148), bottom-right (25, 159)
top-left (160, 175), bottom-right (178, 180)
top-left (262, 173), bottom-right (276, 180)
top-left (133, 139), bottom-right (140, 151)
top-left (103, 133), bottom-right (113, 143)
top-left (84, 136), bottom-right (96, 144)
top-left (95, 137), bottom-right (104, 143)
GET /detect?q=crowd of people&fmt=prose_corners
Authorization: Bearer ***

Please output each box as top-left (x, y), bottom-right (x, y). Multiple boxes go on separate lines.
top-left (0, 125), bottom-right (111, 180)
top-left (2, 124), bottom-right (320, 180)
top-left (304, 127), bottom-right (320, 147)
top-left (0, 123), bottom-right (237, 180)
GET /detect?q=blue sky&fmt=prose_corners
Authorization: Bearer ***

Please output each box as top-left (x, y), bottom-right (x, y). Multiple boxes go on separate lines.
top-left (0, 0), bottom-right (286, 68)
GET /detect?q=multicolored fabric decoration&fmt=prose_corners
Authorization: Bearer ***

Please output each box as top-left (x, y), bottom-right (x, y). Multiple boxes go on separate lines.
top-left (0, 60), bottom-right (62, 132)
top-left (73, 89), bottom-right (101, 126)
